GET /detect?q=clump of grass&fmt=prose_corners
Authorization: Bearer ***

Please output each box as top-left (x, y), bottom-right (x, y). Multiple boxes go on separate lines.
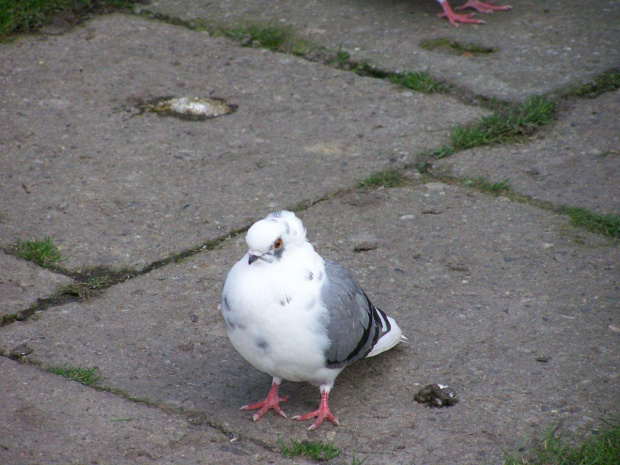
top-left (0, 0), bottom-right (138, 38)
top-left (358, 168), bottom-right (406, 189)
top-left (389, 71), bottom-right (452, 93)
top-left (278, 437), bottom-right (341, 461)
top-left (568, 69), bottom-right (620, 98)
top-left (416, 96), bottom-right (555, 168)
top-left (503, 419), bottom-right (620, 465)
top-left (450, 96), bottom-right (556, 151)
top-left (558, 206), bottom-right (620, 240)
top-left (16, 236), bottom-right (63, 267)
top-left (419, 145), bottom-right (454, 161)
top-left (487, 179), bottom-right (511, 193)
top-left (464, 177), bottom-right (511, 194)
top-left (228, 23), bottom-right (290, 49)
top-left (53, 275), bottom-right (110, 301)
top-left (223, 23), bottom-right (307, 54)
top-left (85, 275), bottom-right (109, 289)
top-left (332, 45), bottom-right (351, 69)
top-left (47, 365), bottom-right (100, 386)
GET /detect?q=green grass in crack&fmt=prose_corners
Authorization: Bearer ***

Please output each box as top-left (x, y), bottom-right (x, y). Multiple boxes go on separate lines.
top-left (417, 96), bottom-right (556, 164)
top-left (558, 206), bottom-right (620, 240)
top-left (503, 418), bottom-right (620, 465)
top-left (16, 236), bottom-right (63, 267)
top-left (53, 275), bottom-right (110, 301)
top-left (465, 177), bottom-right (511, 194)
top-left (0, 0), bottom-right (138, 38)
top-left (420, 145), bottom-right (454, 160)
top-left (224, 23), bottom-right (307, 54)
top-left (450, 96), bottom-right (556, 151)
top-left (359, 168), bottom-right (406, 189)
top-left (567, 69), bottom-right (620, 98)
top-left (47, 365), bottom-right (100, 386)
top-left (389, 71), bottom-right (452, 94)
top-left (332, 45), bottom-right (351, 69)
top-left (278, 437), bottom-right (341, 461)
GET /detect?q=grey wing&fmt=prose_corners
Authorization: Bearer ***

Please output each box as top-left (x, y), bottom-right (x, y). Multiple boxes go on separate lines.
top-left (321, 260), bottom-right (388, 369)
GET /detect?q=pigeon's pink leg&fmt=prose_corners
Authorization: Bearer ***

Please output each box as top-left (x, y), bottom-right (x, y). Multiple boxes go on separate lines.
top-left (241, 379), bottom-right (288, 421)
top-left (456, 1), bottom-right (512, 14)
top-left (292, 388), bottom-right (340, 431)
top-left (437, 0), bottom-right (485, 27)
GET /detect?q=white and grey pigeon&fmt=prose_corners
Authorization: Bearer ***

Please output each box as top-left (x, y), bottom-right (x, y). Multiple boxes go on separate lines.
top-left (221, 210), bottom-right (405, 430)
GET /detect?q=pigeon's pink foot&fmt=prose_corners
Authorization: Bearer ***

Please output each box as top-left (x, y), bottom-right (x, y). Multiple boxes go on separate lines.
top-left (292, 389), bottom-right (340, 431)
top-left (437, 1), bottom-right (485, 26)
top-left (456, 1), bottom-right (512, 14)
top-left (241, 381), bottom-right (288, 421)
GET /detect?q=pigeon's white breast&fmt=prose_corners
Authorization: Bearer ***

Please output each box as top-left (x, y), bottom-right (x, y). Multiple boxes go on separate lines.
top-left (222, 253), bottom-right (337, 385)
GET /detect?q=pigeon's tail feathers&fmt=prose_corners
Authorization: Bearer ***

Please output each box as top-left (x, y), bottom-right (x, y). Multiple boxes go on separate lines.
top-left (367, 311), bottom-right (405, 358)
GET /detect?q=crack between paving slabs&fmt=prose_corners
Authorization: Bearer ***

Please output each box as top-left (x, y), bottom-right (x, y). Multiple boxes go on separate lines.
top-left (2, 71), bottom-right (617, 327)
top-left (0, 188), bottom-right (344, 328)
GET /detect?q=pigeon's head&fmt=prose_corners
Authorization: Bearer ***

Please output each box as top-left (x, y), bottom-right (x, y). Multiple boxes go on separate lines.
top-left (245, 210), bottom-right (307, 264)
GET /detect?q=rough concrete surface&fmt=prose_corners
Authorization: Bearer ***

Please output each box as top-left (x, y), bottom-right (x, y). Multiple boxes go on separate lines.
top-left (0, 1), bottom-right (619, 464)
top-left (0, 357), bottom-right (306, 465)
top-left (1, 183), bottom-right (618, 464)
top-left (0, 14), bottom-right (482, 272)
top-left (0, 251), bottom-right (73, 318)
top-left (432, 90), bottom-right (620, 215)
top-left (144, 0), bottom-right (620, 101)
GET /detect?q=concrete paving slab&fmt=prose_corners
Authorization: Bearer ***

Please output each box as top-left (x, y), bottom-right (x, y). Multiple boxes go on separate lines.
top-left (0, 14), bottom-right (483, 273)
top-left (143, 0), bottom-right (620, 101)
top-left (0, 357), bottom-right (305, 465)
top-left (1, 182), bottom-right (617, 464)
top-left (431, 90), bottom-right (620, 214)
top-left (0, 252), bottom-right (73, 318)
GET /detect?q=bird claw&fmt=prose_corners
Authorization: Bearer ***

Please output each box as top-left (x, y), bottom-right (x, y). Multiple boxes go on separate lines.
top-left (438, 0), bottom-right (510, 26)
top-left (240, 395), bottom-right (288, 411)
top-left (241, 382), bottom-right (288, 421)
top-left (438, 12), bottom-right (485, 26)
top-left (252, 407), bottom-right (287, 421)
top-left (309, 415), bottom-right (340, 431)
top-left (456, 1), bottom-right (512, 14)
top-left (291, 390), bottom-right (339, 430)
top-left (292, 410), bottom-right (340, 431)
top-left (244, 399), bottom-right (288, 421)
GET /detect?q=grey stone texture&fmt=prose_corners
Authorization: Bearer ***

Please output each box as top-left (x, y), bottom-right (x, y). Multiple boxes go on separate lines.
top-left (0, 251), bottom-right (73, 318)
top-left (0, 14), bottom-right (482, 272)
top-left (0, 1), bottom-right (618, 464)
top-left (0, 357), bottom-right (306, 464)
top-left (144, 0), bottom-right (620, 101)
top-left (433, 90), bottom-right (620, 215)
top-left (1, 184), bottom-right (618, 463)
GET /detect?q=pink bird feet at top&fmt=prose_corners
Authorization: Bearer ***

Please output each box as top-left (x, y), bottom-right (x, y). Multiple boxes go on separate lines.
top-left (438, 0), bottom-right (512, 27)
top-left (457, 0), bottom-right (512, 14)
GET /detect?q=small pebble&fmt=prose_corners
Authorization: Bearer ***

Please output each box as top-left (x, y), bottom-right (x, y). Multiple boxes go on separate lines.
top-left (424, 182), bottom-right (448, 191)
top-left (350, 233), bottom-right (379, 252)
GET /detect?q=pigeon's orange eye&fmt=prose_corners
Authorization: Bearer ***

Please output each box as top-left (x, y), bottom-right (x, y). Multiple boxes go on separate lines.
top-left (274, 238), bottom-right (283, 249)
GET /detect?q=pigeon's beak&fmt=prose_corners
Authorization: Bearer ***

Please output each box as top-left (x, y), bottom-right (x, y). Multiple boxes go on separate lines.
top-left (248, 252), bottom-right (262, 265)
